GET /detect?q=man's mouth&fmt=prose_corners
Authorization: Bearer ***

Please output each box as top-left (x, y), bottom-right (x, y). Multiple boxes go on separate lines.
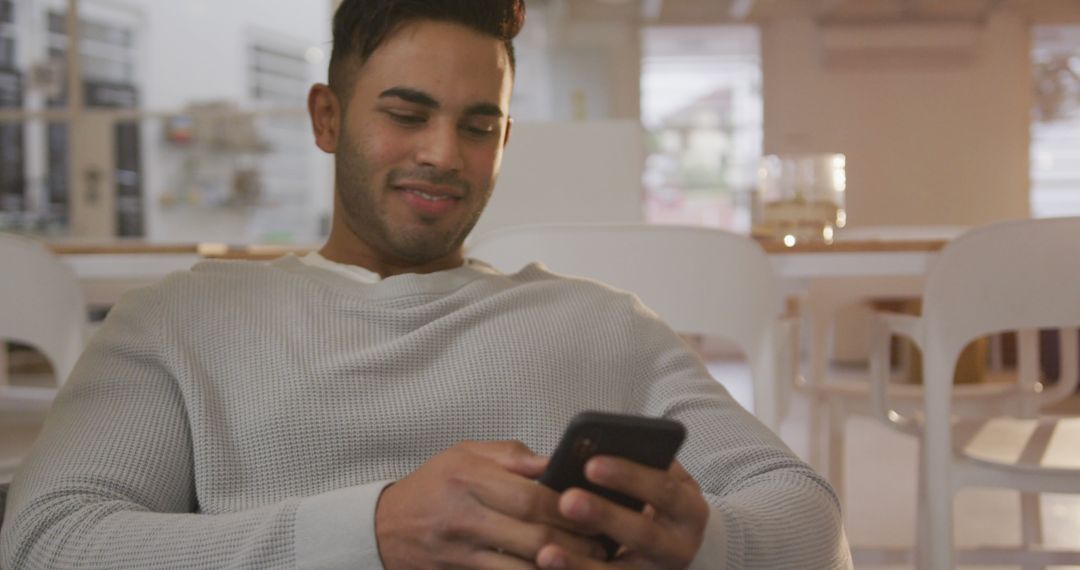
top-left (394, 181), bottom-right (464, 200)
top-left (395, 183), bottom-right (463, 217)
top-left (404, 188), bottom-right (454, 202)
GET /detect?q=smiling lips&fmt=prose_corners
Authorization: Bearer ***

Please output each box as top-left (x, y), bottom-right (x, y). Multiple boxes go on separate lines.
top-left (395, 182), bottom-right (463, 217)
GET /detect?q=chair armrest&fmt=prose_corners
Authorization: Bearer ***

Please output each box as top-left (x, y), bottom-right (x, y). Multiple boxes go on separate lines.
top-left (868, 312), bottom-right (922, 436)
top-left (877, 312), bottom-right (922, 349)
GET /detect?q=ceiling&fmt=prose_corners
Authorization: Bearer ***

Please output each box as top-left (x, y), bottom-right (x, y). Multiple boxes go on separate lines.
top-left (553, 0), bottom-right (1080, 25)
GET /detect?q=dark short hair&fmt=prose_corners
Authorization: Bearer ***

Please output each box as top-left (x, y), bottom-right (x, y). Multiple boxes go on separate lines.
top-left (329, 0), bottom-right (526, 101)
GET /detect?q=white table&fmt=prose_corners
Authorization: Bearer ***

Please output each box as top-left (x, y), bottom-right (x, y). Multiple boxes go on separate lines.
top-left (767, 225), bottom-right (965, 281)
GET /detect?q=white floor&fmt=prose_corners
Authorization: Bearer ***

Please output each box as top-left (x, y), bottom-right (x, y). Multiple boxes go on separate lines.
top-left (3, 360), bottom-right (1079, 568)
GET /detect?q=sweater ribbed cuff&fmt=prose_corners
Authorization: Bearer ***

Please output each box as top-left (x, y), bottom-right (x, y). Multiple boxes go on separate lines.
top-left (688, 505), bottom-right (728, 570)
top-left (294, 480), bottom-right (395, 570)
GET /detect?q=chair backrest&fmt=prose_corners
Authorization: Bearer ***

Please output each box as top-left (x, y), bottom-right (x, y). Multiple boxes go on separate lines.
top-left (920, 217), bottom-right (1080, 407)
top-left (0, 233), bottom-right (87, 385)
top-left (922, 217), bottom-right (1080, 365)
top-left (469, 223), bottom-right (783, 350)
top-left (468, 224), bottom-right (788, 428)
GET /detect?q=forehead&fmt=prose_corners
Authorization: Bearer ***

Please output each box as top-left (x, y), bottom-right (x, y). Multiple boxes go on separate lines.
top-left (353, 19), bottom-right (513, 109)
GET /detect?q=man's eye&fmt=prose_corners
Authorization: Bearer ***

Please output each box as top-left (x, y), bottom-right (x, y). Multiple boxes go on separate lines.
top-left (462, 122), bottom-right (497, 137)
top-left (387, 112), bottom-right (426, 126)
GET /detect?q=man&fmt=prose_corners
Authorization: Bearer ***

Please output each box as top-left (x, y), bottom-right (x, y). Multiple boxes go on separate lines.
top-left (0, 1), bottom-right (851, 568)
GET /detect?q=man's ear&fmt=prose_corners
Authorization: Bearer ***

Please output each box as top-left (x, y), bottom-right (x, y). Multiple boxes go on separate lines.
top-left (503, 116), bottom-right (513, 147)
top-left (308, 83), bottom-right (341, 154)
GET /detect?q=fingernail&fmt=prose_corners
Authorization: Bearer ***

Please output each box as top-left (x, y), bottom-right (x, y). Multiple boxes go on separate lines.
top-left (566, 494), bottom-right (589, 518)
top-left (586, 457), bottom-right (610, 480)
top-left (539, 548), bottom-right (567, 569)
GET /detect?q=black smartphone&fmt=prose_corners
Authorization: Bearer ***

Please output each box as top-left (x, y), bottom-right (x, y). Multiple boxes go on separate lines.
top-left (538, 411), bottom-right (687, 559)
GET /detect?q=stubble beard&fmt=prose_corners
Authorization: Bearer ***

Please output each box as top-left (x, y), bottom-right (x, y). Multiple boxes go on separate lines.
top-left (334, 130), bottom-right (493, 266)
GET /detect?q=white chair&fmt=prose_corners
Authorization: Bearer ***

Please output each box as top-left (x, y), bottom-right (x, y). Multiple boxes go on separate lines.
top-left (0, 233), bottom-right (88, 481)
top-left (795, 251), bottom-right (1076, 510)
top-left (467, 223), bottom-right (796, 432)
top-left (791, 225), bottom-right (968, 496)
top-left (866, 217), bottom-right (1080, 569)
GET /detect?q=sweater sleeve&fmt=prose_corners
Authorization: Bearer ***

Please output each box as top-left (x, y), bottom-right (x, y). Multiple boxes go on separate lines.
top-left (624, 298), bottom-right (853, 570)
top-left (0, 286), bottom-right (388, 570)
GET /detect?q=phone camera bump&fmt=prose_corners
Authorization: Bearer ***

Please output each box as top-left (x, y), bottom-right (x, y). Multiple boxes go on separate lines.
top-left (572, 436), bottom-right (599, 459)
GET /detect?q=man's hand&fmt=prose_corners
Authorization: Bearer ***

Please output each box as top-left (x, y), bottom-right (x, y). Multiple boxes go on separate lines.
top-left (535, 459), bottom-right (710, 570)
top-left (374, 440), bottom-right (607, 569)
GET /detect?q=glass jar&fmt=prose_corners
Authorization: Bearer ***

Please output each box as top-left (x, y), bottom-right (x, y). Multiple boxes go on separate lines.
top-left (753, 153), bottom-right (847, 245)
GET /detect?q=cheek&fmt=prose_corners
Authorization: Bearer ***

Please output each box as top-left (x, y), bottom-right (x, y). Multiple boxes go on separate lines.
top-left (352, 123), bottom-right (413, 174)
top-left (463, 145), bottom-right (502, 187)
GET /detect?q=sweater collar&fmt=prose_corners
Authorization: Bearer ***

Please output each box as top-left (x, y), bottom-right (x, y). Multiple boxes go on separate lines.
top-left (271, 254), bottom-right (503, 300)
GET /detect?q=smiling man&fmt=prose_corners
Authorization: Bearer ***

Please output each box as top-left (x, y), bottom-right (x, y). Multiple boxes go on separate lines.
top-left (0, 2), bottom-right (851, 569)
top-left (313, 12), bottom-right (513, 276)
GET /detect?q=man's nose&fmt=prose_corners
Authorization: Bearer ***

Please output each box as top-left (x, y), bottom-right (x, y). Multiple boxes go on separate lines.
top-left (416, 121), bottom-right (464, 173)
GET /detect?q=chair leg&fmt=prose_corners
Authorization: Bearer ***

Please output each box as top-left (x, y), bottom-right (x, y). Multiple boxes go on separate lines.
top-left (807, 307), bottom-right (831, 472)
top-left (915, 451), bottom-right (932, 570)
top-left (1020, 492), bottom-right (1044, 570)
top-left (808, 392), bottom-right (825, 471)
top-left (826, 399), bottom-right (846, 506)
top-left (923, 442), bottom-right (955, 569)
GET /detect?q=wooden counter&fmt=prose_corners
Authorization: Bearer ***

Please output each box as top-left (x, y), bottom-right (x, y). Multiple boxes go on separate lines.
top-left (46, 236), bottom-right (950, 259)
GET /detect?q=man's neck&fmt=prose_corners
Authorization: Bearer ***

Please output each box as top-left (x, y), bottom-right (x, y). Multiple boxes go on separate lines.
top-left (318, 234), bottom-right (466, 279)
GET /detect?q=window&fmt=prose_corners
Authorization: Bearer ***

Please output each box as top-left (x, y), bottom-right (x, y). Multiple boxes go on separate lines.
top-left (0, 0), bottom-right (14, 69)
top-left (0, 0), bottom-right (23, 222)
top-left (45, 9), bottom-right (142, 236)
top-left (46, 10), bottom-right (136, 86)
top-left (641, 26), bottom-right (762, 232)
top-left (1031, 26), bottom-right (1080, 218)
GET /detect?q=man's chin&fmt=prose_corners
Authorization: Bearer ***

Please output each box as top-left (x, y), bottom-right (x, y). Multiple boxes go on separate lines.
top-left (387, 234), bottom-right (462, 266)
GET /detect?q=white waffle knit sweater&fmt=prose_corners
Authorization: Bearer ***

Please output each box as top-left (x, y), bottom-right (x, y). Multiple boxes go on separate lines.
top-left (0, 256), bottom-right (851, 569)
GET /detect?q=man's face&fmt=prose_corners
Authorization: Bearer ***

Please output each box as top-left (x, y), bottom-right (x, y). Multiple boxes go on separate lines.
top-left (333, 20), bottom-right (513, 267)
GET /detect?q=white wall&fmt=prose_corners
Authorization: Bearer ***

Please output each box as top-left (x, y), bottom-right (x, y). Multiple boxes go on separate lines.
top-left (550, 20), bottom-right (641, 121)
top-left (107, 0), bottom-right (331, 109)
top-left (513, 2), bottom-right (642, 122)
top-left (761, 13), bottom-right (1033, 227)
top-left (472, 120), bottom-right (645, 241)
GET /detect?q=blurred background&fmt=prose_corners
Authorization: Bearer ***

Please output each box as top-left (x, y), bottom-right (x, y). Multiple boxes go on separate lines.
top-left (0, 0), bottom-right (1079, 245)
top-left (4, 5), bottom-right (1080, 562)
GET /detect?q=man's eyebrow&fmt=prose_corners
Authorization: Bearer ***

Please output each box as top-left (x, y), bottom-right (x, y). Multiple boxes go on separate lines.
top-left (379, 87), bottom-right (439, 109)
top-left (378, 88), bottom-right (504, 118)
top-left (464, 103), bottom-right (505, 118)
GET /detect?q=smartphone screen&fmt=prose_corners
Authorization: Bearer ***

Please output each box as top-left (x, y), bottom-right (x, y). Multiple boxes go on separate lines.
top-left (538, 411), bottom-right (686, 559)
